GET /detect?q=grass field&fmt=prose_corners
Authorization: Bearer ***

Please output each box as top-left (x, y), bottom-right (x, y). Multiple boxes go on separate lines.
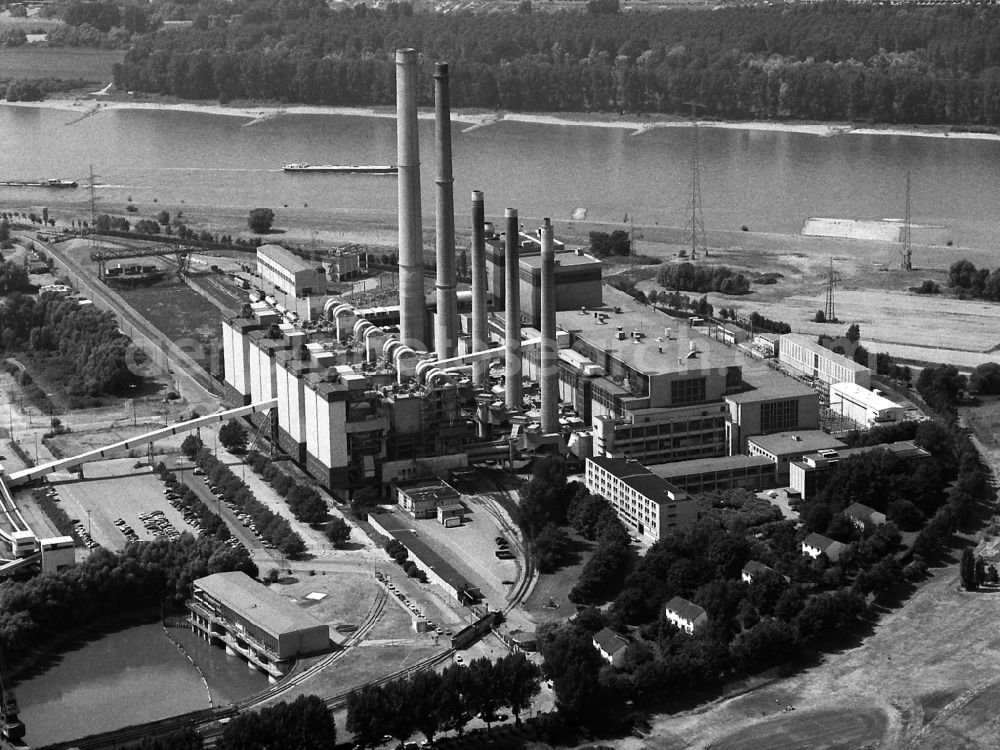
top-left (119, 279), bottom-right (225, 352)
top-left (0, 47), bottom-right (122, 83)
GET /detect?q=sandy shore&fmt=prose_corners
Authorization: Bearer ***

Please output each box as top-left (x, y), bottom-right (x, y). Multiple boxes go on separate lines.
top-left (6, 97), bottom-right (1000, 142)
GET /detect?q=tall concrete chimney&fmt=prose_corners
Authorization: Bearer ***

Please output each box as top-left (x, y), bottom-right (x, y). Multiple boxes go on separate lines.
top-left (504, 207), bottom-right (522, 411)
top-left (395, 48), bottom-right (426, 350)
top-left (540, 217), bottom-right (559, 434)
top-left (471, 190), bottom-right (488, 388)
top-left (433, 62), bottom-right (457, 361)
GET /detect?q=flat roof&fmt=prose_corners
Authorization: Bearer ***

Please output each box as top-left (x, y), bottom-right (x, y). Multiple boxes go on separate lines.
top-left (258, 244), bottom-right (322, 275)
top-left (727, 373), bottom-right (816, 404)
top-left (195, 571), bottom-right (325, 636)
top-left (587, 456), bottom-right (690, 504)
top-left (797, 440), bottom-right (930, 466)
top-left (748, 430), bottom-right (845, 456)
top-left (649, 454), bottom-right (775, 479)
top-left (831, 381), bottom-right (902, 410)
top-left (518, 250), bottom-right (601, 270)
top-left (557, 286), bottom-right (771, 379)
top-left (397, 479), bottom-right (460, 504)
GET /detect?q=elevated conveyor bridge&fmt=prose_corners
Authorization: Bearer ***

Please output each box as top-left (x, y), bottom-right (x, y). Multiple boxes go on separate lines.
top-left (6, 399), bottom-right (277, 488)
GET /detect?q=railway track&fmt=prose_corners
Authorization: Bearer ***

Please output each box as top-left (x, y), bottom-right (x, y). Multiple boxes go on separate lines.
top-left (461, 471), bottom-right (535, 614)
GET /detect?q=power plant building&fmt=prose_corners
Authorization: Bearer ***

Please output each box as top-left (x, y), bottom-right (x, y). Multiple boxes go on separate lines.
top-left (485, 229), bottom-right (603, 328)
top-left (188, 572), bottom-right (328, 680)
top-left (217, 48), bottom-right (828, 499)
top-left (724, 375), bottom-right (820, 453)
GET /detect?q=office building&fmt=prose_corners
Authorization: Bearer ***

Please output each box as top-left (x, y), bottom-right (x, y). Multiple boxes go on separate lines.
top-left (585, 456), bottom-right (699, 545)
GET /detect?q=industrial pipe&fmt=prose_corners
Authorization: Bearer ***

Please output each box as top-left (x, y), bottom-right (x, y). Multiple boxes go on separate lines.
top-left (434, 62), bottom-right (458, 361)
top-left (504, 207), bottom-right (522, 411)
top-left (540, 217), bottom-right (559, 434)
top-left (395, 48), bottom-right (426, 350)
top-left (471, 190), bottom-right (488, 388)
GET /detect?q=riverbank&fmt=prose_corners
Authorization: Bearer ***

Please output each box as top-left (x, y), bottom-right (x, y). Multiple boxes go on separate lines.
top-left (6, 96), bottom-right (1000, 142)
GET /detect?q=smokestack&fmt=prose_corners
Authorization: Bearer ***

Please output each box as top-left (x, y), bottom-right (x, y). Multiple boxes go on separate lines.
top-left (395, 48), bottom-right (426, 350)
top-left (434, 62), bottom-right (457, 361)
top-left (540, 218), bottom-right (558, 434)
top-left (504, 208), bottom-right (522, 411)
top-left (471, 190), bottom-right (488, 388)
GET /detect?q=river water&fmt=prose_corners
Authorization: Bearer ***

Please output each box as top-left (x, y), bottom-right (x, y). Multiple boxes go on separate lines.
top-left (14, 621), bottom-right (268, 746)
top-left (1, 105), bottom-right (999, 248)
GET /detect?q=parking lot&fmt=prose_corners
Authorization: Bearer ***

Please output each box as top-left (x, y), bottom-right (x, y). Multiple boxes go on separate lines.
top-left (50, 457), bottom-right (206, 551)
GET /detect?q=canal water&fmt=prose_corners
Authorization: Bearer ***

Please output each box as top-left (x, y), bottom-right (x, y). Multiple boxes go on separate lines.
top-left (0, 105), bottom-right (999, 249)
top-left (14, 620), bottom-right (268, 746)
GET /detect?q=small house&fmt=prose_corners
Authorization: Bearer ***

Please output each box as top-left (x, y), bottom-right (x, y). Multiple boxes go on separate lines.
top-left (665, 596), bottom-right (708, 634)
top-left (592, 627), bottom-right (630, 667)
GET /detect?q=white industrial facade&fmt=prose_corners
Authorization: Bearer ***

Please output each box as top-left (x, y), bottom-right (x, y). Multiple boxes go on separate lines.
top-left (585, 456), bottom-right (699, 545)
top-left (778, 333), bottom-right (871, 389)
top-left (256, 245), bottom-right (326, 298)
top-left (829, 382), bottom-right (905, 428)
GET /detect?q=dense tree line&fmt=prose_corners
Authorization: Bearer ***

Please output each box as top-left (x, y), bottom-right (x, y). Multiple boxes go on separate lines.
top-left (588, 230), bottom-right (631, 258)
top-left (384, 538), bottom-right (428, 582)
top-left (948, 259), bottom-right (1000, 300)
top-left (0, 261), bottom-right (32, 294)
top-left (106, 2), bottom-right (1000, 126)
top-left (516, 457), bottom-right (580, 571)
top-left (647, 289), bottom-right (713, 318)
top-left (916, 363), bottom-right (967, 418)
top-left (970, 362), bottom-right (1000, 395)
top-left (656, 262), bottom-right (750, 295)
top-left (0, 293), bottom-right (142, 396)
top-left (733, 310), bottom-right (791, 335)
top-left (346, 653), bottom-right (540, 745)
top-left (566, 492), bottom-right (634, 605)
top-left (182, 436), bottom-right (307, 556)
top-left (246, 449), bottom-right (328, 524)
top-left (217, 695), bottom-right (334, 750)
top-left (0, 534), bottom-right (256, 658)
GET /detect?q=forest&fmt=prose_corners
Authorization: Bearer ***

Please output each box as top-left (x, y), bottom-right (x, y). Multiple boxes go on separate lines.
top-left (103, 1), bottom-right (1000, 126)
top-left (0, 293), bottom-right (142, 397)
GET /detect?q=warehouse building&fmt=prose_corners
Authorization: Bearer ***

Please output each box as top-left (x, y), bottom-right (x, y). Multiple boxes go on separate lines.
top-left (188, 572), bottom-right (329, 681)
top-left (778, 333), bottom-right (871, 389)
top-left (829, 382), bottom-right (905, 429)
top-left (257, 244), bottom-right (327, 299)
